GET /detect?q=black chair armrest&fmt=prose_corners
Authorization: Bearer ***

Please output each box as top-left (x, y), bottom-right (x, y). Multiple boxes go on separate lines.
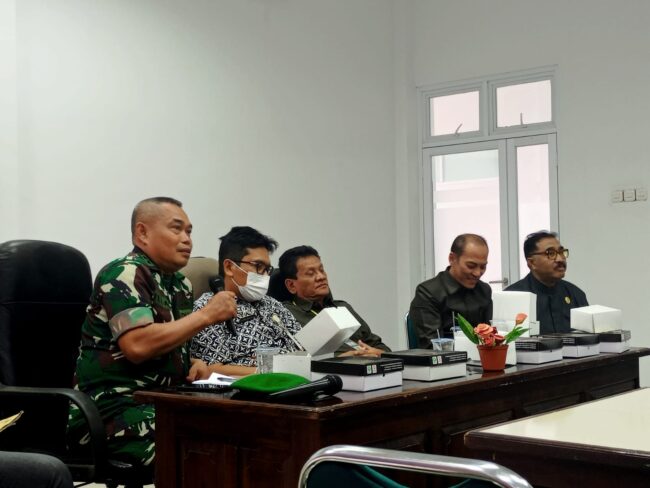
top-left (0, 385), bottom-right (108, 478)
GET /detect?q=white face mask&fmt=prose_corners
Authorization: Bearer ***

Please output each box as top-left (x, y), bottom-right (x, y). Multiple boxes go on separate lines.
top-left (231, 263), bottom-right (270, 302)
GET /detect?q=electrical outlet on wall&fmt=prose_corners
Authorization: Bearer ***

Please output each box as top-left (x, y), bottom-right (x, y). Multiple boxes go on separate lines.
top-left (636, 188), bottom-right (648, 201)
top-left (611, 190), bottom-right (623, 203)
top-left (623, 189), bottom-right (636, 202)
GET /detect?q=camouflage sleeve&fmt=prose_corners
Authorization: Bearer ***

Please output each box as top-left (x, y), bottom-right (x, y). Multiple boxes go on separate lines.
top-left (98, 261), bottom-right (155, 339)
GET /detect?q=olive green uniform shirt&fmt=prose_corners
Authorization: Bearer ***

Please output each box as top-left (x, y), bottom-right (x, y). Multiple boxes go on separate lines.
top-left (283, 294), bottom-right (390, 354)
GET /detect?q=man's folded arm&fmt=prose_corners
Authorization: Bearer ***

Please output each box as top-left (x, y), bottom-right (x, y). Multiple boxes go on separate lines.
top-left (116, 293), bottom-right (236, 364)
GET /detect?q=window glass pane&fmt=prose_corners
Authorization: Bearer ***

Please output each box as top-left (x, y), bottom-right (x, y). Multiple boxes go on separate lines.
top-left (430, 91), bottom-right (479, 136)
top-left (496, 80), bottom-right (552, 128)
top-left (438, 151), bottom-right (499, 182)
top-left (432, 150), bottom-right (501, 286)
top-left (516, 144), bottom-right (550, 278)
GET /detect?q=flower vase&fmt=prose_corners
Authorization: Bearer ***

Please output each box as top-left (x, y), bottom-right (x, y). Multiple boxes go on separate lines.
top-left (477, 344), bottom-right (508, 371)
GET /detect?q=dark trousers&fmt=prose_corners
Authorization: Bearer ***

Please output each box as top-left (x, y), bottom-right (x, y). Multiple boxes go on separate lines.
top-left (0, 451), bottom-right (73, 488)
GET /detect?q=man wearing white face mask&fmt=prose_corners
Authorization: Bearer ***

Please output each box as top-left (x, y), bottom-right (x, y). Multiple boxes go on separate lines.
top-left (190, 226), bottom-right (302, 376)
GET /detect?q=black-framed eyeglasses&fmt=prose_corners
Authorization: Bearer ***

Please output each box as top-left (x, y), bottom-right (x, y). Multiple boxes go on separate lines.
top-left (236, 260), bottom-right (274, 275)
top-left (529, 248), bottom-right (569, 260)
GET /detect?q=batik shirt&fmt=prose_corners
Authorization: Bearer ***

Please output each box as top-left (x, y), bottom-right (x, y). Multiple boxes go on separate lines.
top-left (190, 293), bottom-right (302, 367)
top-left (69, 248), bottom-right (193, 440)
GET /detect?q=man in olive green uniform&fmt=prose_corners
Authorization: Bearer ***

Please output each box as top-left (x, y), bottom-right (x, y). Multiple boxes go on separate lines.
top-left (275, 245), bottom-right (390, 356)
top-left (69, 197), bottom-right (237, 467)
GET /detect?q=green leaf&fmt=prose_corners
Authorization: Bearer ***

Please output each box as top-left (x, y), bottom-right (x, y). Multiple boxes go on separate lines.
top-left (456, 313), bottom-right (479, 344)
top-left (504, 326), bottom-right (529, 344)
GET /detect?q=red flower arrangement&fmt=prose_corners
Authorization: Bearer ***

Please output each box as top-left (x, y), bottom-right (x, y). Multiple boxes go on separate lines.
top-left (457, 313), bottom-right (529, 347)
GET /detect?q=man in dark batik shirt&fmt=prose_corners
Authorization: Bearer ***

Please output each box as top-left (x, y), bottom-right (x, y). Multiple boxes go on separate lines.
top-left (409, 234), bottom-right (493, 349)
top-left (191, 226), bottom-right (302, 377)
top-left (69, 197), bottom-right (237, 467)
top-left (507, 230), bottom-right (588, 334)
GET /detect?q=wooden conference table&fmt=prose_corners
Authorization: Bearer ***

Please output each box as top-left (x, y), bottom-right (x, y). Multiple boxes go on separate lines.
top-left (465, 387), bottom-right (650, 488)
top-left (136, 348), bottom-right (649, 488)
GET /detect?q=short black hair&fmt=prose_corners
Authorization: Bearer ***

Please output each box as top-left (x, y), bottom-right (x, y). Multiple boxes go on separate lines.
top-left (131, 196), bottom-right (182, 235)
top-left (523, 230), bottom-right (558, 258)
top-left (450, 234), bottom-right (488, 256)
top-left (218, 226), bottom-right (278, 275)
top-left (278, 245), bottom-right (321, 279)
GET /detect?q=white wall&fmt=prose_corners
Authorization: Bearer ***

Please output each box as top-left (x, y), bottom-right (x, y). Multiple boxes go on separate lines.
top-left (402, 0), bottom-right (650, 381)
top-left (3, 0), bottom-right (650, 370)
top-left (1, 0), bottom-right (400, 348)
top-left (0, 0), bottom-right (19, 236)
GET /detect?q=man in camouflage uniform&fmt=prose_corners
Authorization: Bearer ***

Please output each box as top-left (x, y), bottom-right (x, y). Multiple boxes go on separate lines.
top-left (68, 197), bottom-right (237, 467)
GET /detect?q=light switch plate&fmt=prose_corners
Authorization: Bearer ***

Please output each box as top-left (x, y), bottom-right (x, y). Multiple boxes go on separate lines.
top-left (623, 189), bottom-right (636, 202)
top-left (636, 188), bottom-right (648, 201)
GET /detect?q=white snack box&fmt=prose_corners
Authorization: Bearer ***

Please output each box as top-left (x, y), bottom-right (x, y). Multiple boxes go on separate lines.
top-left (571, 305), bottom-right (622, 333)
top-left (402, 363), bottom-right (467, 382)
top-left (272, 351), bottom-right (312, 378)
top-left (294, 307), bottom-right (360, 357)
top-left (491, 291), bottom-right (538, 335)
top-left (311, 370), bottom-right (403, 392)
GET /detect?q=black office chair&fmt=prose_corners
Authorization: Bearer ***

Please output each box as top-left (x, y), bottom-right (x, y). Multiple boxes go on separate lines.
top-left (267, 269), bottom-right (293, 302)
top-left (405, 312), bottom-right (418, 349)
top-left (0, 239), bottom-right (152, 487)
top-left (299, 445), bottom-right (533, 488)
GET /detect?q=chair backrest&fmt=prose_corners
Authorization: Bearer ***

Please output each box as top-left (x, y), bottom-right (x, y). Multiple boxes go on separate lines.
top-left (0, 239), bottom-right (92, 388)
top-left (267, 269), bottom-right (293, 303)
top-left (180, 256), bottom-right (219, 300)
top-left (405, 312), bottom-right (418, 349)
top-left (0, 239), bottom-right (92, 456)
top-left (0, 240), bottom-right (152, 486)
top-left (299, 445), bottom-right (533, 488)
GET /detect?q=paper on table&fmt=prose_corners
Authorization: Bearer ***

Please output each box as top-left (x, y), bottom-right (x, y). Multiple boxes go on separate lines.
top-left (0, 411), bottom-right (23, 433)
top-left (193, 372), bottom-right (235, 386)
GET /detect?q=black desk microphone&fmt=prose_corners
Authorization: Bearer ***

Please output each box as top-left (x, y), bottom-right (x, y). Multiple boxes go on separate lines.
top-left (209, 276), bottom-right (237, 336)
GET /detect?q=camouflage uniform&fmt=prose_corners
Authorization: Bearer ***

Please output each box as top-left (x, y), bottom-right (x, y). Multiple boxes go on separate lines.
top-left (68, 248), bottom-right (193, 467)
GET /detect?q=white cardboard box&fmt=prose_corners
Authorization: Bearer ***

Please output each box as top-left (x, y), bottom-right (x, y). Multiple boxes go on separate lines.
top-left (295, 307), bottom-right (360, 356)
top-left (562, 344), bottom-right (600, 358)
top-left (571, 305), bottom-right (622, 333)
top-left (402, 363), bottom-right (467, 382)
top-left (598, 330), bottom-right (632, 353)
top-left (272, 351), bottom-right (312, 379)
top-left (491, 291), bottom-right (537, 335)
top-left (599, 341), bottom-right (630, 353)
top-left (516, 349), bottom-right (563, 364)
top-left (453, 333), bottom-right (480, 361)
top-left (311, 371), bottom-right (403, 392)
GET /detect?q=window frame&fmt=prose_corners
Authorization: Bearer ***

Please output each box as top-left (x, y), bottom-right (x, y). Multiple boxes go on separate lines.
top-left (420, 65), bottom-right (557, 148)
top-left (489, 68), bottom-right (556, 136)
top-left (421, 140), bottom-right (508, 279)
top-left (417, 66), bottom-right (559, 283)
top-left (422, 81), bottom-right (485, 145)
